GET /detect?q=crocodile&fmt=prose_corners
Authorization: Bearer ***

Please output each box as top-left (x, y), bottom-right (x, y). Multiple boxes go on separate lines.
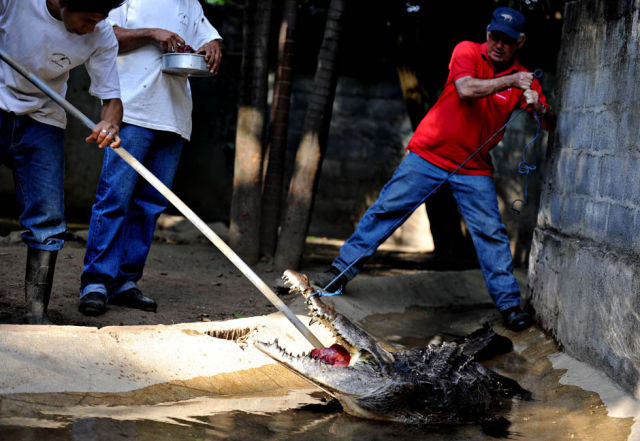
top-left (255, 269), bottom-right (530, 427)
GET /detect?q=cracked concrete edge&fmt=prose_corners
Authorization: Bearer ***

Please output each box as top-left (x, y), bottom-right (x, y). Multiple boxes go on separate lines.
top-left (0, 314), bottom-right (334, 395)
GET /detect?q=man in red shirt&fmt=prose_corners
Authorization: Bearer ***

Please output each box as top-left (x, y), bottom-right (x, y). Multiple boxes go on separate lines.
top-left (313, 7), bottom-right (556, 331)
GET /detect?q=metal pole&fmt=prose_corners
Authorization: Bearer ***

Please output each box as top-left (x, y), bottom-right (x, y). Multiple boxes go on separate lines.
top-left (0, 47), bottom-right (323, 349)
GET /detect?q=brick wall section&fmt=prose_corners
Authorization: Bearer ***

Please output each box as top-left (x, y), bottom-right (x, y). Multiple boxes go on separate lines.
top-left (527, 0), bottom-right (640, 396)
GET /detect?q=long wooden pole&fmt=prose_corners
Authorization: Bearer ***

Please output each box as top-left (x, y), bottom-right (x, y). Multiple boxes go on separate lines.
top-left (0, 48), bottom-right (323, 349)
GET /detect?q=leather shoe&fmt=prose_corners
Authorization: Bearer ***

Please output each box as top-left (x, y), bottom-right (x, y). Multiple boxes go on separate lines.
top-left (501, 306), bottom-right (532, 332)
top-left (79, 292), bottom-right (107, 316)
top-left (110, 288), bottom-right (157, 312)
top-left (312, 266), bottom-right (348, 293)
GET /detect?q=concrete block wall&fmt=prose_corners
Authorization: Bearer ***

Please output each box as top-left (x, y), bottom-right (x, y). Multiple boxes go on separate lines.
top-left (527, 0), bottom-right (640, 396)
top-left (297, 77), bottom-right (417, 241)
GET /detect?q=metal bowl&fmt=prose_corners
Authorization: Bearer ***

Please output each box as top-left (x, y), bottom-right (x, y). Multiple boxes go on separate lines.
top-left (161, 53), bottom-right (212, 77)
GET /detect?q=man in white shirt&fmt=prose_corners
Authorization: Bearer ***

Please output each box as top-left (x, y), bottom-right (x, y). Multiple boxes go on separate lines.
top-left (0, 0), bottom-right (124, 324)
top-left (79, 0), bottom-right (222, 316)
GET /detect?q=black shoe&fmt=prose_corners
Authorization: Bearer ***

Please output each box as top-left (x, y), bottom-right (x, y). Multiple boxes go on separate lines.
top-left (312, 266), bottom-right (348, 293)
top-left (501, 306), bottom-right (532, 332)
top-left (79, 292), bottom-right (107, 316)
top-left (110, 288), bottom-right (157, 312)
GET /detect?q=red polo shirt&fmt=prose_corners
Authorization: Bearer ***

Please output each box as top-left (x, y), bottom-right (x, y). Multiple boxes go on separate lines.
top-left (406, 41), bottom-right (548, 177)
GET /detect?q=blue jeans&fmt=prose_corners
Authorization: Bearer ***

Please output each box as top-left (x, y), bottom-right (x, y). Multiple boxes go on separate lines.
top-left (0, 110), bottom-right (66, 251)
top-left (81, 124), bottom-right (184, 299)
top-left (332, 152), bottom-right (521, 312)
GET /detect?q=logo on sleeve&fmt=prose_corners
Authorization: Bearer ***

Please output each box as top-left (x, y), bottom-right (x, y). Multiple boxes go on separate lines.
top-left (494, 88), bottom-right (512, 103)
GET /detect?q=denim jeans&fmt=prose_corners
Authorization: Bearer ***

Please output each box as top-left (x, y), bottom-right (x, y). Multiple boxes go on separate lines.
top-left (332, 152), bottom-right (521, 312)
top-left (81, 124), bottom-right (184, 299)
top-left (0, 110), bottom-right (66, 251)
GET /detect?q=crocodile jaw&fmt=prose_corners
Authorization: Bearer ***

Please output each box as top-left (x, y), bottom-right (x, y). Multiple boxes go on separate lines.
top-left (281, 269), bottom-right (395, 368)
top-left (254, 340), bottom-right (391, 397)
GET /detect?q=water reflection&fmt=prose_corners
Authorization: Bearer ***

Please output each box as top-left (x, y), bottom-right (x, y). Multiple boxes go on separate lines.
top-left (2, 403), bottom-right (484, 441)
top-left (0, 308), bottom-right (634, 441)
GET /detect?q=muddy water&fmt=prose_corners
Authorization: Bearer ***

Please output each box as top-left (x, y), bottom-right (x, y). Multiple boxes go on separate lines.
top-left (0, 308), bottom-right (635, 441)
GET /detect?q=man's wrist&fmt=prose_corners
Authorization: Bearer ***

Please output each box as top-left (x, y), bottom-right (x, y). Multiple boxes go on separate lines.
top-left (536, 106), bottom-right (548, 117)
top-left (505, 75), bottom-right (515, 90)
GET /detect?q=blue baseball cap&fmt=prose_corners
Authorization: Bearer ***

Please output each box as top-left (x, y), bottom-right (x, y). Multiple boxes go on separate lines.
top-left (488, 7), bottom-right (526, 40)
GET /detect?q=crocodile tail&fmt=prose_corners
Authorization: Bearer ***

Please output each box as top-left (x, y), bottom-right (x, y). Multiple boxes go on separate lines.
top-left (459, 323), bottom-right (514, 361)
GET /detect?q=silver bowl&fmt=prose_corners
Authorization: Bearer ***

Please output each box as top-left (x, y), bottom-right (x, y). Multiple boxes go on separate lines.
top-left (161, 53), bottom-right (212, 77)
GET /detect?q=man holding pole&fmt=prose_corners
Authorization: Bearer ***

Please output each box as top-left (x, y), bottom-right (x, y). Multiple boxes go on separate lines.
top-left (0, 0), bottom-right (124, 324)
top-left (313, 7), bottom-right (557, 332)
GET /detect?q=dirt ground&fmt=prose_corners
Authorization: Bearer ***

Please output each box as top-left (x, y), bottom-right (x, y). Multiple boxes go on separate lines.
top-left (0, 216), bottom-right (454, 328)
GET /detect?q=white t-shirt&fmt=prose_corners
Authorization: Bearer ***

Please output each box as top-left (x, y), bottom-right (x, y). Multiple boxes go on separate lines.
top-left (0, 0), bottom-right (120, 128)
top-left (108, 0), bottom-right (221, 140)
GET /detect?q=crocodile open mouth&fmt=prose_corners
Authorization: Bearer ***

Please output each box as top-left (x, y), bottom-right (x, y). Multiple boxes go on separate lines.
top-left (254, 269), bottom-right (395, 394)
top-left (253, 297), bottom-right (372, 373)
top-left (254, 338), bottom-right (382, 399)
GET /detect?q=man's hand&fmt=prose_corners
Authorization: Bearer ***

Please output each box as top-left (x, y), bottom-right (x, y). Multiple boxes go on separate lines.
top-left (524, 89), bottom-right (547, 116)
top-left (150, 28), bottom-right (186, 53)
top-left (523, 89), bottom-right (538, 105)
top-left (196, 39), bottom-right (223, 75)
top-left (86, 98), bottom-right (122, 149)
top-left (510, 71), bottom-right (534, 90)
top-left (86, 121), bottom-right (121, 149)
top-left (523, 88), bottom-right (555, 130)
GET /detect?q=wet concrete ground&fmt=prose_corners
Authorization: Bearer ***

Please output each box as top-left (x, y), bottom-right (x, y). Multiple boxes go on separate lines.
top-left (0, 270), bottom-right (638, 440)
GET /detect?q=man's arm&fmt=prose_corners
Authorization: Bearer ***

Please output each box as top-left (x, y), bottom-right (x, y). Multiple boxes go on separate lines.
top-left (456, 72), bottom-right (556, 131)
top-left (113, 26), bottom-right (185, 54)
top-left (454, 71), bottom-right (534, 100)
top-left (85, 98), bottom-right (123, 148)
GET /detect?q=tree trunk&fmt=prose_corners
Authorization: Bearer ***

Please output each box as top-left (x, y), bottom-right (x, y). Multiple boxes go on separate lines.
top-left (260, 0), bottom-right (298, 258)
top-left (274, 0), bottom-right (345, 269)
top-left (229, 0), bottom-right (272, 264)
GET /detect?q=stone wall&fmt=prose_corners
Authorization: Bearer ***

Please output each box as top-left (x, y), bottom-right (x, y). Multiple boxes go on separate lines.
top-left (527, 0), bottom-right (640, 396)
top-left (290, 76), bottom-right (428, 250)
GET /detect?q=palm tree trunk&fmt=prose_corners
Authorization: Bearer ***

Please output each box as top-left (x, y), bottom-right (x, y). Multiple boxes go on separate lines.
top-left (260, 0), bottom-right (298, 258)
top-left (274, 0), bottom-right (345, 269)
top-left (229, 0), bottom-right (272, 264)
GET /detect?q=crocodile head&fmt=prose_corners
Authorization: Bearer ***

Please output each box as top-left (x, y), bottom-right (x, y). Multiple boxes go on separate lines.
top-left (255, 270), bottom-right (529, 425)
top-left (255, 270), bottom-right (401, 421)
